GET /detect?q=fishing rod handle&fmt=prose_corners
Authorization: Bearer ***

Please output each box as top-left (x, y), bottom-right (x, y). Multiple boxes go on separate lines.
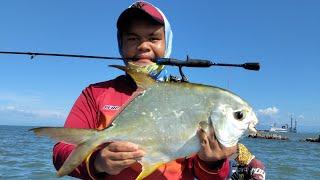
top-left (156, 58), bottom-right (212, 67)
top-left (242, 63), bottom-right (260, 71)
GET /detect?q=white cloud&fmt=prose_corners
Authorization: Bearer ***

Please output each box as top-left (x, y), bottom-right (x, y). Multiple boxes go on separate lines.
top-left (0, 91), bottom-right (41, 104)
top-left (0, 105), bottom-right (67, 120)
top-left (0, 91), bottom-right (71, 126)
top-left (257, 106), bottom-right (279, 116)
top-left (0, 91), bottom-right (68, 121)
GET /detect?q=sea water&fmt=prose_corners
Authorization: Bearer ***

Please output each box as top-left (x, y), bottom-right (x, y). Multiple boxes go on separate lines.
top-left (0, 125), bottom-right (319, 179)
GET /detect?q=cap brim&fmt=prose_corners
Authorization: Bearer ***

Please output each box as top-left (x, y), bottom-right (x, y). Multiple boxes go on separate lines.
top-left (117, 8), bottom-right (164, 30)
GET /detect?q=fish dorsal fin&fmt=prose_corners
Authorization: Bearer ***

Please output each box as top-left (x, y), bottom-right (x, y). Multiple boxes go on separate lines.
top-left (109, 65), bottom-right (156, 90)
top-left (136, 162), bottom-right (164, 180)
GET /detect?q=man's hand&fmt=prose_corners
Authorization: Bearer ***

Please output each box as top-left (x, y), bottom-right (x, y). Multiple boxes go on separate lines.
top-left (197, 128), bottom-right (237, 163)
top-left (94, 141), bottom-right (145, 175)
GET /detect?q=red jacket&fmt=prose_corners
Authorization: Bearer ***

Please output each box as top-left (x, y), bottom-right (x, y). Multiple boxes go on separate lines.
top-left (53, 75), bottom-right (230, 180)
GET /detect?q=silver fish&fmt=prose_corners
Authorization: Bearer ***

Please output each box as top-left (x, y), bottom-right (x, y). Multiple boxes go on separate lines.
top-left (31, 65), bottom-right (258, 179)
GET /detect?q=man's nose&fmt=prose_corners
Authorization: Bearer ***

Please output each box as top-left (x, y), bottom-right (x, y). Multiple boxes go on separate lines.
top-left (137, 40), bottom-right (151, 52)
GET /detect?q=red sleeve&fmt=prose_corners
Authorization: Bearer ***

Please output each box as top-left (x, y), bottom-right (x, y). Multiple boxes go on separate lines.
top-left (64, 86), bottom-right (99, 129)
top-left (186, 154), bottom-right (229, 180)
top-left (52, 85), bottom-right (100, 179)
top-left (248, 158), bottom-right (266, 180)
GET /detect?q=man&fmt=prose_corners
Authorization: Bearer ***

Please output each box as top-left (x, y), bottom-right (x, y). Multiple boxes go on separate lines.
top-left (53, 1), bottom-right (265, 179)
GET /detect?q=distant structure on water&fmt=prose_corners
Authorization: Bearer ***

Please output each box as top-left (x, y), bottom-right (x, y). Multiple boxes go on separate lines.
top-left (248, 131), bottom-right (289, 141)
top-left (250, 117), bottom-right (296, 140)
top-left (269, 115), bottom-right (297, 133)
top-left (305, 135), bottom-right (320, 143)
top-left (288, 115), bottom-right (297, 133)
top-left (269, 124), bottom-right (288, 133)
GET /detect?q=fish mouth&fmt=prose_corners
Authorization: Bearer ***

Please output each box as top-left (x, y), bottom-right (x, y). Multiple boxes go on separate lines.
top-left (248, 126), bottom-right (257, 135)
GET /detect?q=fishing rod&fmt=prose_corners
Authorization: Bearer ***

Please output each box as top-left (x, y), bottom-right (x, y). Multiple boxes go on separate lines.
top-left (0, 51), bottom-right (260, 81)
top-left (0, 51), bottom-right (260, 70)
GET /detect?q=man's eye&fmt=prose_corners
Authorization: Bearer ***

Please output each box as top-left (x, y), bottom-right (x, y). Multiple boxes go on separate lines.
top-left (150, 37), bottom-right (160, 42)
top-left (233, 111), bottom-right (246, 121)
top-left (126, 36), bottom-right (139, 41)
top-left (128, 37), bottom-right (138, 41)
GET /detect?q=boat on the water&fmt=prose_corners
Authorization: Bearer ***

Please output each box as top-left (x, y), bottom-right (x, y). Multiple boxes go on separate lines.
top-left (269, 124), bottom-right (288, 133)
top-left (269, 116), bottom-right (298, 133)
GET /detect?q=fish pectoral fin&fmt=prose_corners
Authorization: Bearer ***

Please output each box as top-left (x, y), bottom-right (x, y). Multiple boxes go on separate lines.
top-left (136, 162), bottom-right (164, 180)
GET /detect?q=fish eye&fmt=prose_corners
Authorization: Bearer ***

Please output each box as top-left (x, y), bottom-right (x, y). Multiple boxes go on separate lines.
top-left (234, 111), bottom-right (246, 121)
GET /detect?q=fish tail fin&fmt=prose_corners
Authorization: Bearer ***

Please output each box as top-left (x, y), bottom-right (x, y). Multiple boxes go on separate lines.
top-left (30, 127), bottom-right (106, 177)
top-left (30, 127), bottom-right (99, 144)
top-left (136, 162), bottom-right (164, 180)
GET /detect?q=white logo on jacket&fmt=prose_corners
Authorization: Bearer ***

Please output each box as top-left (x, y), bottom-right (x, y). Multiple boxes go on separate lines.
top-left (103, 105), bottom-right (120, 111)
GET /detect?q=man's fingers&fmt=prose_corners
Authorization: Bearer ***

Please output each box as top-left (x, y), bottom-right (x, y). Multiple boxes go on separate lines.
top-left (198, 127), bottom-right (220, 150)
top-left (95, 141), bottom-right (145, 175)
top-left (108, 141), bottom-right (140, 152)
top-left (105, 158), bottom-right (139, 174)
top-left (208, 126), bottom-right (217, 141)
top-left (224, 145), bottom-right (238, 157)
top-left (108, 150), bottom-right (145, 161)
top-left (197, 128), bottom-right (214, 161)
top-left (113, 158), bottom-right (139, 168)
top-left (197, 128), bottom-right (209, 146)
top-left (197, 125), bottom-right (239, 163)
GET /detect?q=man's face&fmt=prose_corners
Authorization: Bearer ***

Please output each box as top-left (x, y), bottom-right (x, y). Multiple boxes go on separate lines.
top-left (121, 20), bottom-right (165, 66)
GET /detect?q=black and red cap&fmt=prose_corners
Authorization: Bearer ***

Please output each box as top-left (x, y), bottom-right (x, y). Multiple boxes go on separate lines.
top-left (117, 1), bottom-right (164, 31)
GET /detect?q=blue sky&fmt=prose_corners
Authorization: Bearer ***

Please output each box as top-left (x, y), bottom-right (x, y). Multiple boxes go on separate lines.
top-left (0, 0), bottom-right (319, 132)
